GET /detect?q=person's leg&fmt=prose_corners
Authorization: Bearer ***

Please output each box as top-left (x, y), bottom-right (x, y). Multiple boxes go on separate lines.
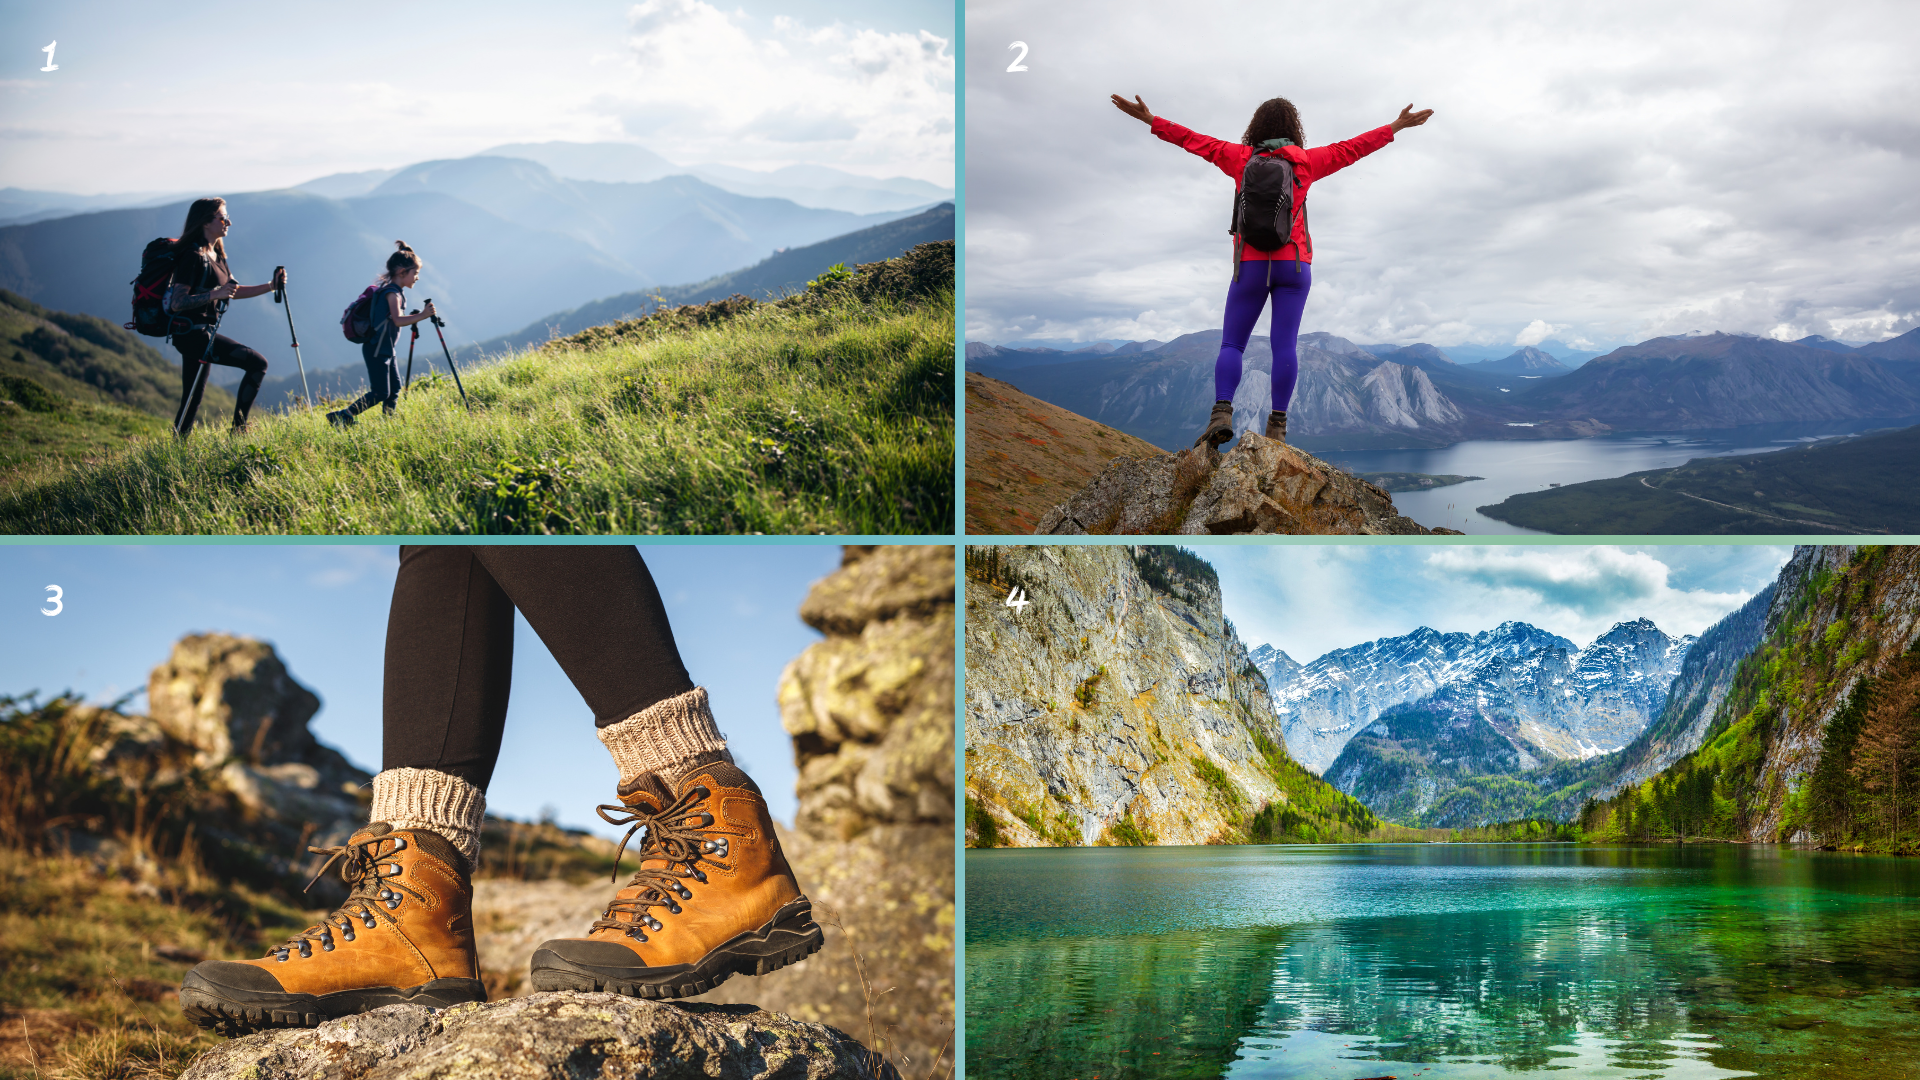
top-left (178, 546), bottom-right (498, 1034)
top-left (200, 336), bottom-right (268, 429)
top-left (463, 547), bottom-right (720, 802)
top-left (331, 346), bottom-right (395, 426)
top-left (1265, 265), bottom-right (1312, 440)
top-left (1199, 262), bottom-right (1276, 447)
top-left (485, 546), bottom-right (819, 999)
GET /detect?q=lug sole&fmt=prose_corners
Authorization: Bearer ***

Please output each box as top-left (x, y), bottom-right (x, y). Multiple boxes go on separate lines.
top-left (179, 972), bottom-right (486, 1036)
top-left (528, 896), bottom-right (824, 999)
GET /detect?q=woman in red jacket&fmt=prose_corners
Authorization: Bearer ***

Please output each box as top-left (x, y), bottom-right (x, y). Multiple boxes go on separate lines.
top-left (1111, 93), bottom-right (1432, 446)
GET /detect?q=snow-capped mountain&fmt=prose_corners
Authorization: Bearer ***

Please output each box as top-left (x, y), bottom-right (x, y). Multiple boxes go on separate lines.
top-left (1264, 619), bottom-right (1693, 773)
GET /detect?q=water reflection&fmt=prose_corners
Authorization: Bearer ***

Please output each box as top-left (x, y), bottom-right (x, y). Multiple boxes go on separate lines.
top-left (965, 845), bottom-right (1920, 1079)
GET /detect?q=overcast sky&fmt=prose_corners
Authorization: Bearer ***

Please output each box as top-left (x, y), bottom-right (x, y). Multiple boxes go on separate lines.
top-left (0, 543), bottom-right (843, 837)
top-left (1211, 544), bottom-right (1791, 665)
top-left (1, 0), bottom-right (953, 193)
top-left (964, 0), bottom-right (1920, 350)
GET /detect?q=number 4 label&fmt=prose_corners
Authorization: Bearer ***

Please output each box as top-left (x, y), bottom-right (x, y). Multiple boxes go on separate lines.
top-left (1004, 586), bottom-right (1031, 613)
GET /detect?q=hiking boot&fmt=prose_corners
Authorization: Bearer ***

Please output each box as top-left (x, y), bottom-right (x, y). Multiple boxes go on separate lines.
top-left (326, 409), bottom-right (355, 429)
top-left (179, 825), bottom-right (484, 1035)
top-left (1265, 410), bottom-right (1288, 443)
top-left (1194, 399), bottom-right (1235, 448)
top-left (528, 762), bottom-right (822, 999)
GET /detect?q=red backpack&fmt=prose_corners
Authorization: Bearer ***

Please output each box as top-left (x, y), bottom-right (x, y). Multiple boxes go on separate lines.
top-left (340, 286), bottom-right (381, 343)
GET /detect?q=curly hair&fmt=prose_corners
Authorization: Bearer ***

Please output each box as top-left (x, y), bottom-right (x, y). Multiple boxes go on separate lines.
top-left (1242, 97), bottom-right (1305, 147)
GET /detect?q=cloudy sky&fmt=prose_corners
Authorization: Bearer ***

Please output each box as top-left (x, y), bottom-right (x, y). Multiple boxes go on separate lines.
top-left (0, 544), bottom-right (843, 837)
top-left (964, 0), bottom-right (1920, 351)
top-left (1, 0), bottom-right (952, 193)
top-left (1210, 543), bottom-right (1792, 664)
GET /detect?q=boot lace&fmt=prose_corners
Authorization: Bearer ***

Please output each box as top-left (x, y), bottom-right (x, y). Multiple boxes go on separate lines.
top-left (589, 783), bottom-right (734, 941)
top-left (268, 833), bottom-right (422, 962)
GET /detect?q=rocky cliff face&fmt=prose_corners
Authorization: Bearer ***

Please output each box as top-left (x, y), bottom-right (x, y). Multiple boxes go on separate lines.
top-left (966, 545), bottom-right (1348, 847)
top-left (176, 994), bottom-right (897, 1080)
top-left (1034, 431), bottom-right (1449, 536)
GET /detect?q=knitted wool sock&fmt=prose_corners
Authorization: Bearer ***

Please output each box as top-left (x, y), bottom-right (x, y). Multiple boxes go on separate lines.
top-left (597, 686), bottom-right (733, 801)
top-left (368, 767), bottom-right (487, 870)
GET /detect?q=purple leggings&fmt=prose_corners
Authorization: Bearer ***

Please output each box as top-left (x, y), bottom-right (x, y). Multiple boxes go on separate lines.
top-left (1215, 259), bottom-right (1312, 410)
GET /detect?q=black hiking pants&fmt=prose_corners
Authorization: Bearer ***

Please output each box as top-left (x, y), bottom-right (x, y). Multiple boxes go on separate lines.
top-left (174, 330), bottom-right (268, 434)
top-left (382, 546), bottom-right (696, 789)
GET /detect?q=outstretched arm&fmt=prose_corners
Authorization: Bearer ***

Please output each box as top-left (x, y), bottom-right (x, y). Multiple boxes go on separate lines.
top-left (1110, 93), bottom-right (1154, 125)
top-left (1390, 103), bottom-right (1434, 133)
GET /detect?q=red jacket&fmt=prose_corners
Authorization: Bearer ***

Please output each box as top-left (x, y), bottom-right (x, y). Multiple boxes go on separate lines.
top-left (1151, 116), bottom-right (1395, 263)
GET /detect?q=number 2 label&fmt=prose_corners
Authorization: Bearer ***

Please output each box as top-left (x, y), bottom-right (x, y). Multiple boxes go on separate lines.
top-left (1006, 41), bottom-right (1029, 73)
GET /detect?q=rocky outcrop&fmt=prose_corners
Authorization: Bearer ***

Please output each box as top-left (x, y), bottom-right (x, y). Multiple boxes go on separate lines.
top-left (963, 372), bottom-right (1167, 534)
top-left (176, 994), bottom-right (897, 1080)
top-left (965, 545), bottom-right (1363, 848)
top-left (1034, 431), bottom-right (1451, 535)
top-left (146, 633), bottom-right (370, 844)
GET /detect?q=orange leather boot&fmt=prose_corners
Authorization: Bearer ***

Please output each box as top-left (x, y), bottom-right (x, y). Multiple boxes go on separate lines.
top-left (180, 824), bottom-right (485, 1034)
top-left (529, 761), bottom-right (823, 998)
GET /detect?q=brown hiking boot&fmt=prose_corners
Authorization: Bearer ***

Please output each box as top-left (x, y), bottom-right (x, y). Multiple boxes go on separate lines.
top-left (1265, 410), bottom-right (1288, 443)
top-left (1194, 399), bottom-right (1235, 448)
top-left (528, 761), bottom-right (823, 998)
top-left (179, 824), bottom-right (484, 1035)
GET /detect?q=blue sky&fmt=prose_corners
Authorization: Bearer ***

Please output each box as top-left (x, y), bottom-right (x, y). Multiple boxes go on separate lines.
top-left (1, 0), bottom-right (954, 192)
top-left (1210, 544), bottom-right (1794, 665)
top-left (0, 542), bottom-right (845, 836)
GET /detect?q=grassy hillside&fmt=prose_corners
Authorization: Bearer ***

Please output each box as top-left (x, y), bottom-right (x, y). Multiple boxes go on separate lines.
top-left (963, 372), bottom-right (1166, 534)
top-left (0, 290), bottom-right (238, 491)
top-left (0, 243), bottom-right (954, 535)
top-left (1579, 546), bottom-right (1920, 854)
top-left (1477, 424), bottom-right (1920, 534)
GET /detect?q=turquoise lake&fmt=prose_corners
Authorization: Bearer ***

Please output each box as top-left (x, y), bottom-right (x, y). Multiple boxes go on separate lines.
top-left (965, 844), bottom-right (1920, 1079)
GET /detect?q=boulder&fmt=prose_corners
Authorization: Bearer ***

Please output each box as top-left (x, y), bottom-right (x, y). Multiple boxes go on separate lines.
top-left (1034, 431), bottom-right (1459, 535)
top-left (176, 994), bottom-right (898, 1080)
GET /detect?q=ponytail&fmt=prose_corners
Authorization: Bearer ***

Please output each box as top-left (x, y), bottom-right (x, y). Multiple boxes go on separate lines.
top-left (377, 240), bottom-right (422, 285)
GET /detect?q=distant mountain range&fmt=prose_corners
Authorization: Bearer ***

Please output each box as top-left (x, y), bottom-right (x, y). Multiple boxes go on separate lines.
top-left (0, 160), bottom-right (932, 391)
top-left (455, 203), bottom-right (953, 364)
top-left (1256, 618), bottom-right (1695, 826)
top-left (969, 328), bottom-right (1920, 452)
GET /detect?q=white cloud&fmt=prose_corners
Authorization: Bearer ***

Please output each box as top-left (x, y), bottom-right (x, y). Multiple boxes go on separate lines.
top-left (604, 0), bottom-right (952, 177)
top-left (1420, 547), bottom-right (1751, 640)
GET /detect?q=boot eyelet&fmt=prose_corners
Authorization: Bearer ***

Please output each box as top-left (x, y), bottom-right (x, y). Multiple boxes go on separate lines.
top-left (363, 914), bottom-right (377, 929)
top-left (275, 948), bottom-right (289, 962)
top-left (386, 898), bottom-right (401, 910)
top-left (322, 941), bottom-right (334, 951)
top-left (391, 838), bottom-right (406, 850)
top-left (298, 942), bottom-right (312, 958)
top-left (342, 927), bottom-right (355, 941)
top-left (389, 864), bottom-right (403, 875)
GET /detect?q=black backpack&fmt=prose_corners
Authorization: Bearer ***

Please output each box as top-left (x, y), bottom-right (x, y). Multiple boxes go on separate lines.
top-left (126, 237), bottom-right (182, 337)
top-left (1230, 148), bottom-right (1312, 266)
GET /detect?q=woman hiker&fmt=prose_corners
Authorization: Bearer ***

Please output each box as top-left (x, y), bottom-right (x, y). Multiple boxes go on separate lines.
top-left (179, 546), bottom-right (822, 1033)
top-left (1109, 93), bottom-right (1433, 447)
top-left (329, 241), bottom-right (437, 428)
top-left (166, 197), bottom-right (284, 435)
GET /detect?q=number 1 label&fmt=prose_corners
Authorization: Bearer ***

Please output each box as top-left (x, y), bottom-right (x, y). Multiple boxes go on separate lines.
top-left (41, 42), bottom-right (57, 71)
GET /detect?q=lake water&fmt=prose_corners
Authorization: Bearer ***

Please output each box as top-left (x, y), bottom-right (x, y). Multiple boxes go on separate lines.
top-left (965, 844), bottom-right (1920, 1079)
top-left (1313, 419), bottom-right (1920, 534)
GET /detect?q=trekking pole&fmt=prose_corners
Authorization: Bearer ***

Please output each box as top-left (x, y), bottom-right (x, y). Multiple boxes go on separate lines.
top-left (402, 310), bottom-right (420, 389)
top-left (173, 350), bottom-right (212, 438)
top-left (425, 300), bottom-right (470, 411)
top-left (270, 266), bottom-right (312, 408)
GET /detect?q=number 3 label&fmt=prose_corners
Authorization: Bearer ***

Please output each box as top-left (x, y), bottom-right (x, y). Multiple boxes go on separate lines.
top-left (1007, 41), bottom-right (1029, 72)
top-left (43, 584), bottom-right (62, 616)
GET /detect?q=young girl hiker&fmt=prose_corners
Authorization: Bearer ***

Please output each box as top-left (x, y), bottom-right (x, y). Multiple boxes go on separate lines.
top-left (328, 242), bottom-right (437, 428)
top-left (166, 197), bottom-right (285, 435)
top-left (1109, 93), bottom-right (1433, 447)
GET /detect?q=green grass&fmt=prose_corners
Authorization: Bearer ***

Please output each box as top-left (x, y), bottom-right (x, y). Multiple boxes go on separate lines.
top-left (0, 246), bottom-right (954, 535)
top-left (1357, 471), bottom-right (1485, 493)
